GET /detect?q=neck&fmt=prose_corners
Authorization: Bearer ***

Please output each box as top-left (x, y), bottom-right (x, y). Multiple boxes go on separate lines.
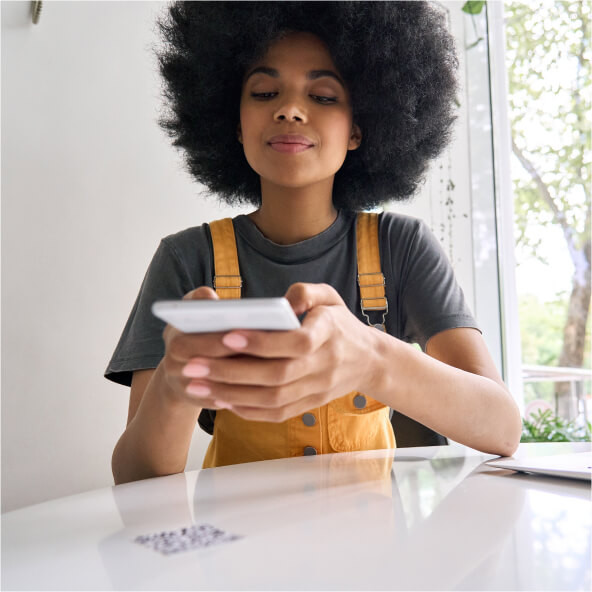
top-left (248, 179), bottom-right (337, 245)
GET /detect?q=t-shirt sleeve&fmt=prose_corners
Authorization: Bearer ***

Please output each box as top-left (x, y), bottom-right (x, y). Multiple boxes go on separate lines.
top-left (104, 238), bottom-right (197, 387)
top-left (400, 219), bottom-right (479, 350)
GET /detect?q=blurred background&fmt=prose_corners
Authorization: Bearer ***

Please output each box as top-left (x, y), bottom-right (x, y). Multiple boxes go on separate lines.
top-left (503, 1), bottom-right (590, 435)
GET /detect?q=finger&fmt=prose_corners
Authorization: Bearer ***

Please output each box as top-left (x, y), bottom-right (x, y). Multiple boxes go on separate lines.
top-left (220, 304), bottom-right (334, 359)
top-left (182, 353), bottom-right (310, 386)
top-left (184, 358), bottom-right (337, 409)
top-left (232, 391), bottom-right (330, 423)
top-left (163, 287), bottom-right (227, 362)
top-left (284, 282), bottom-right (344, 316)
top-left (220, 289), bottom-right (340, 357)
top-left (183, 286), bottom-right (219, 301)
top-left (166, 330), bottom-right (243, 363)
top-left (168, 378), bottom-right (234, 411)
top-left (185, 392), bottom-right (234, 411)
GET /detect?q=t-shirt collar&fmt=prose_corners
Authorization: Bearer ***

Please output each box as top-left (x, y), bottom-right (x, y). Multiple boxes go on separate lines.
top-left (233, 209), bottom-right (355, 264)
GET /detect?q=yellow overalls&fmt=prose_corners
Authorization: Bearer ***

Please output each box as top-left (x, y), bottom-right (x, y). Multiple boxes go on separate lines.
top-left (202, 212), bottom-right (396, 469)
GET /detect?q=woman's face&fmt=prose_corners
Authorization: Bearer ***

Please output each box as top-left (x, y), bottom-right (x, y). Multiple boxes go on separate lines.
top-left (239, 32), bottom-right (361, 192)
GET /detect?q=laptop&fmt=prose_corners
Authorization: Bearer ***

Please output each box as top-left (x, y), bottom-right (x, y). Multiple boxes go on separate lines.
top-left (486, 451), bottom-right (592, 481)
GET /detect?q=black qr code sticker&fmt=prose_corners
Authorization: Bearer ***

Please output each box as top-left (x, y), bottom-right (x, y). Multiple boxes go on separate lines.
top-left (135, 523), bottom-right (242, 555)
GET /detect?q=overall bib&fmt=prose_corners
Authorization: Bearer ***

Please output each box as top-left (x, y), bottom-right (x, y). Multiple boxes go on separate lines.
top-left (202, 212), bottom-right (396, 468)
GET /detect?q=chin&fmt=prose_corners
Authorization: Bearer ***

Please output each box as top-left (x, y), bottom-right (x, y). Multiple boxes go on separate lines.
top-left (261, 170), bottom-right (340, 190)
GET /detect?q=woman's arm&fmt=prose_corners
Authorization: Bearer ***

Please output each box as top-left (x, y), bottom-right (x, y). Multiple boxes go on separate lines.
top-left (111, 366), bottom-right (201, 485)
top-left (370, 326), bottom-right (522, 456)
top-left (111, 286), bottom-right (236, 485)
top-left (191, 283), bottom-right (522, 457)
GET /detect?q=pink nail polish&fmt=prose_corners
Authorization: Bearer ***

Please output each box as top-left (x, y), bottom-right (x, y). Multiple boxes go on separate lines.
top-left (223, 333), bottom-right (248, 349)
top-left (187, 383), bottom-right (211, 397)
top-left (183, 363), bottom-right (210, 378)
top-left (214, 399), bottom-right (233, 410)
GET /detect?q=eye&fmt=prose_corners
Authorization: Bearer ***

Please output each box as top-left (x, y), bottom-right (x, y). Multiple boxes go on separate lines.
top-left (310, 95), bottom-right (338, 104)
top-left (250, 92), bottom-right (278, 100)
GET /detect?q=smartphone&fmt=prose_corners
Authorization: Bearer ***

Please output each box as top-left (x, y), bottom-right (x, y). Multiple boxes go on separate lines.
top-left (151, 297), bottom-right (301, 333)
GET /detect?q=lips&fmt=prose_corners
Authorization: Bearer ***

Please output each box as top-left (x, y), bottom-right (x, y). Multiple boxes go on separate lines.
top-left (267, 134), bottom-right (315, 153)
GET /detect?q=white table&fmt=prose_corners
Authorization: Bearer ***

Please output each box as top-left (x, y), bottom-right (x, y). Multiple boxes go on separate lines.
top-left (2, 442), bottom-right (590, 590)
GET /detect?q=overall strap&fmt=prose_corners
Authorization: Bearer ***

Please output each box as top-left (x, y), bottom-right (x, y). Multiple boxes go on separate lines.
top-left (208, 214), bottom-right (386, 321)
top-left (209, 218), bottom-right (242, 299)
top-left (356, 212), bottom-right (388, 331)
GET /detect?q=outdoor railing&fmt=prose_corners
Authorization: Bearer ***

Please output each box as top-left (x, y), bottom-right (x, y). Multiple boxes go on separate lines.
top-left (522, 364), bottom-right (592, 422)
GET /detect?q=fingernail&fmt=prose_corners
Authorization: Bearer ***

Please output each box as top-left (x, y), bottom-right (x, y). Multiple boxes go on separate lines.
top-left (223, 333), bottom-right (248, 349)
top-left (186, 383), bottom-right (211, 397)
top-left (182, 362), bottom-right (210, 378)
top-left (214, 399), bottom-right (233, 410)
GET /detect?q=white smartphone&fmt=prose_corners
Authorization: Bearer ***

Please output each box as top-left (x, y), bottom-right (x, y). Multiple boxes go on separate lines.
top-left (151, 297), bottom-right (301, 333)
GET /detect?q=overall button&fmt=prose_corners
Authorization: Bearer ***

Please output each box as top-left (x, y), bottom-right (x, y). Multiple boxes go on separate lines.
top-left (302, 413), bottom-right (316, 427)
top-left (303, 446), bottom-right (317, 456)
top-left (353, 394), bottom-right (367, 409)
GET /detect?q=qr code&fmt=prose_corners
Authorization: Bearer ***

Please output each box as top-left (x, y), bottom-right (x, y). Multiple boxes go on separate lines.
top-left (135, 523), bottom-right (242, 555)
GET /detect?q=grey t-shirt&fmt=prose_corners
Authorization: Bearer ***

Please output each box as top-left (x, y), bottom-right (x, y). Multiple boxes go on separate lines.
top-left (105, 210), bottom-right (478, 387)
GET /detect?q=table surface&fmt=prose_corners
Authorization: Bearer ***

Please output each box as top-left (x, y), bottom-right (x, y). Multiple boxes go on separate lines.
top-left (2, 442), bottom-right (590, 591)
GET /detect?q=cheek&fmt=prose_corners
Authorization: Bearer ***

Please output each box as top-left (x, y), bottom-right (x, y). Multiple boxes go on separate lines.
top-left (329, 108), bottom-right (353, 137)
top-left (325, 114), bottom-right (354, 154)
top-left (239, 107), bottom-right (263, 147)
top-left (239, 100), bottom-right (253, 132)
top-left (238, 107), bottom-right (265, 173)
top-left (238, 106), bottom-right (248, 139)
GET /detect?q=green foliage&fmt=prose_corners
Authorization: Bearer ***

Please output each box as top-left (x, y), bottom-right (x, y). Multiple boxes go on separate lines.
top-left (519, 294), bottom-right (567, 366)
top-left (462, 1), bottom-right (486, 15)
top-left (505, 1), bottom-right (591, 257)
top-left (507, 1), bottom-right (591, 401)
top-left (518, 292), bottom-right (591, 406)
top-left (521, 409), bottom-right (592, 442)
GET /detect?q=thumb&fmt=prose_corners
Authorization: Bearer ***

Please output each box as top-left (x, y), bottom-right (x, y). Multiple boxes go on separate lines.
top-left (182, 286), bottom-right (220, 301)
top-left (284, 282), bottom-right (344, 316)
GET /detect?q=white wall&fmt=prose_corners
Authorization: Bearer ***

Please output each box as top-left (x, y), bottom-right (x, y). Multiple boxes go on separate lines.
top-left (1, 1), bottom-right (248, 513)
top-left (2, 1), bottom-right (504, 512)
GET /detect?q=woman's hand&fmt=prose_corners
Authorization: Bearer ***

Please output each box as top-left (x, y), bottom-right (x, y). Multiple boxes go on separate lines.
top-left (180, 282), bottom-right (381, 422)
top-left (160, 286), bottom-right (245, 412)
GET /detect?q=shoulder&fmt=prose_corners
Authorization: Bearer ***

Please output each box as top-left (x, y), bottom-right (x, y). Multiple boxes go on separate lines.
top-left (160, 222), bottom-right (212, 257)
top-left (377, 211), bottom-right (452, 286)
top-left (161, 215), bottom-right (246, 251)
top-left (378, 211), bottom-right (423, 235)
top-left (377, 211), bottom-right (434, 254)
top-left (148, 221), bottom-right (218, 286)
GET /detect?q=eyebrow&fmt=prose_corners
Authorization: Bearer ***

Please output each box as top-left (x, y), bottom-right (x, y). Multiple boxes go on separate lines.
top-left (244, 66), bottom-right (345, 87)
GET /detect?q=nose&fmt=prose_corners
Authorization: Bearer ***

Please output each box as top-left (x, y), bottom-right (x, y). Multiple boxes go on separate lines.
top-left (273, 95), bottom-right (307, 123)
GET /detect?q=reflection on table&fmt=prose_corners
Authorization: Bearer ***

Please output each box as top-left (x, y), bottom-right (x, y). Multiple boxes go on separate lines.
top-left (2, 442), bottom-right (590, 591)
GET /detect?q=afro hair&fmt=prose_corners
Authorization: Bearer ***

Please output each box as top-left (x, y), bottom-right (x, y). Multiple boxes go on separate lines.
top-left (156, 1), bottom-right (459, 211)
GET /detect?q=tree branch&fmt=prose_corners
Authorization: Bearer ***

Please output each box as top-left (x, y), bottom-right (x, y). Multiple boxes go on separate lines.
top-left (511, 138), bottom-right (580, 265)
top-left (575, 0), bottom-right (591, 206)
